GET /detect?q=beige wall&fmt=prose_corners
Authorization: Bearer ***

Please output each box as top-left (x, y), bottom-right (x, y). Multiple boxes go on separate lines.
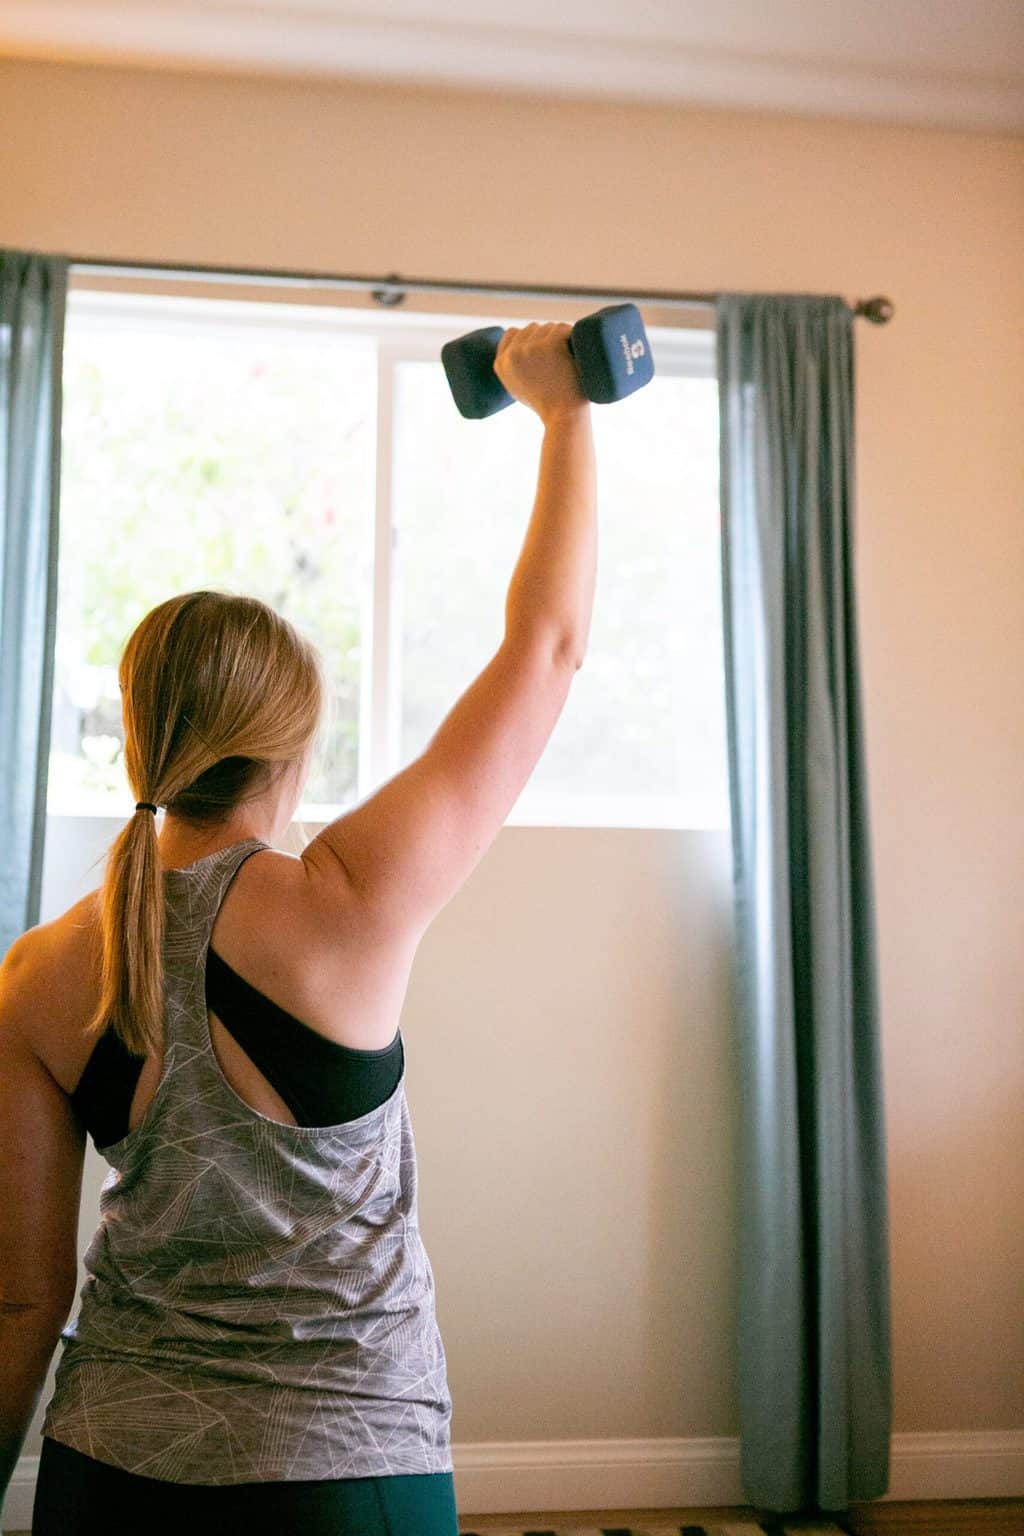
top-left (2, 57), bottom-right (1022, 1463)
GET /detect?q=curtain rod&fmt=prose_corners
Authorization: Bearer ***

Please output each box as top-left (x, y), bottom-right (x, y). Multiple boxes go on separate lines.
top-left (65, 255), bottom-right (895, 324)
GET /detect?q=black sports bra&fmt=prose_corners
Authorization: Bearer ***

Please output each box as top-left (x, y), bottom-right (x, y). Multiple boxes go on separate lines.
top-left (71, 944), bottom-right (403, 1151)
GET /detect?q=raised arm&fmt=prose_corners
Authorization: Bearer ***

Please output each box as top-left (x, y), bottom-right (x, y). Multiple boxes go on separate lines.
top-left (302, 323), bottom-right (597, 942)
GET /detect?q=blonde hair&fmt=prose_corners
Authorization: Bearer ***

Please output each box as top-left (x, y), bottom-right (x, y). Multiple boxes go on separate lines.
top-left (88, 589), bottom-right (324, 1057)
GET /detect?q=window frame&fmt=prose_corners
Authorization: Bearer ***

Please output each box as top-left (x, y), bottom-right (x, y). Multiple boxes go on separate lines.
top-left (58, 280), bottom-right (723, 830)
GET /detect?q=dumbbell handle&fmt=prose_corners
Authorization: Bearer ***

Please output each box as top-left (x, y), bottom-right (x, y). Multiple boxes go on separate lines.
top-left (442, 303), bottom-right (653, 419)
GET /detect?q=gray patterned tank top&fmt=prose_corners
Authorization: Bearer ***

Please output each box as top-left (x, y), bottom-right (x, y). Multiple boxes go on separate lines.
top-left (42, 837), bottom-right (453, 1484)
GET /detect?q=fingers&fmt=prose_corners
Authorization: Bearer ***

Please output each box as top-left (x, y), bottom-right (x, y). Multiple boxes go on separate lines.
top-left (496, 326), bottom-right (520, 358)
top-left (497, 321), bottom-right (571, 356)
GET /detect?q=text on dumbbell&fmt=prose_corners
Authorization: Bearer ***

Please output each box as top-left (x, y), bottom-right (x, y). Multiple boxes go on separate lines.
top-left (619, 333), bottom-right (646, 376)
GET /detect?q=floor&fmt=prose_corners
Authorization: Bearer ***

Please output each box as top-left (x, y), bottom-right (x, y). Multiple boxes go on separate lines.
top-left (453, 1502), bottom-right (1024, 1535)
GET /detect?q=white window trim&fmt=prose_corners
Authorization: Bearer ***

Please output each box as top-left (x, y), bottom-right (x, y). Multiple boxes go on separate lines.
top-left (59, 283), bottom-right (724, 831)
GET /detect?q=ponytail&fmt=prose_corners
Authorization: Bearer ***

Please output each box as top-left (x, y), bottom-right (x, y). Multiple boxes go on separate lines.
top-left (85, 590), bottom-right (323, 1057)
top-left (88, 805), bottom-right (166, 1056)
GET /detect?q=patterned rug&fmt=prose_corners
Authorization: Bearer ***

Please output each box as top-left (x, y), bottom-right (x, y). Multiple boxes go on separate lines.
top-left (457, 1523), bottom-right (850, 1535)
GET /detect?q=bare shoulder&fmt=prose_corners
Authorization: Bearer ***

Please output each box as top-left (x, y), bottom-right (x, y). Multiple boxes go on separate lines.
top-left (219, 842), bottom-right (369, 956)
top-left (0, 893), bottom-right (102, 1090)
top-left (213, 843), bottom-right (420, 1051)
top-left (0, 892), bottom-right (101, 1001)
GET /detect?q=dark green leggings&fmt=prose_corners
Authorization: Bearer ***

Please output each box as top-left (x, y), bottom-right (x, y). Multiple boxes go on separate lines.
top-left (33, 1436), bottom-right (460, 1535)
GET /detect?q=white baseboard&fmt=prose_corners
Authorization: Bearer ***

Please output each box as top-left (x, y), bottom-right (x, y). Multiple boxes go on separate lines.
top-left (449, 1432), bottom-right (1024, 1514)
top-left (5, 1431), bottom-right (1022, 1531)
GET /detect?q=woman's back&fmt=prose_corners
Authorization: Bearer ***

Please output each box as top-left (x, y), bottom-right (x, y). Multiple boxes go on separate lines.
top-left (42, 838), bottom-right (453, 1485)
top-left (30, 838), bottom-right (420, 1129)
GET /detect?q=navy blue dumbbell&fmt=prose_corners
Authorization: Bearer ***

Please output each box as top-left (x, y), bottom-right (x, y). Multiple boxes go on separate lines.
top-left (441, 303), bottom-right (654, 419)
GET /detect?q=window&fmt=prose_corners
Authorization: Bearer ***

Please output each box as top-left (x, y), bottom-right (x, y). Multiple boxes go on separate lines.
top-left (51, 286), bottom-right (727, 830)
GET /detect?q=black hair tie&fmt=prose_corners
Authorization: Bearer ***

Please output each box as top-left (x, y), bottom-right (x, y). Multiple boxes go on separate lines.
top-left (135, 802), bottom-right (158, 814)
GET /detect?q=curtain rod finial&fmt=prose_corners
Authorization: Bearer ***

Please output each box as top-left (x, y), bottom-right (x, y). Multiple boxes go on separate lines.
top-left (857, 295), bottom-right (894, 324)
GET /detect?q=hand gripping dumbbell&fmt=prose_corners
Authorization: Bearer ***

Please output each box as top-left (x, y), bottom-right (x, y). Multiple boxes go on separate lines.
top-left (441, 302), bottom-right (654, 419)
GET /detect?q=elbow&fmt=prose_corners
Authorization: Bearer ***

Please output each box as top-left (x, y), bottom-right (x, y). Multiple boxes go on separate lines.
top-left (553, 635), bottom-right (586, 672)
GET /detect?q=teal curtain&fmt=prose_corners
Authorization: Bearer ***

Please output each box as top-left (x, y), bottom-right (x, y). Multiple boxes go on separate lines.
top-left (715, 294), bottom-right (892, 1515)
top-left (0, 252), bottom-right (68, 961)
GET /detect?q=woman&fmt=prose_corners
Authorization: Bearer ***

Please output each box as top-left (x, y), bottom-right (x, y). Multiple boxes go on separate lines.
top-left (0, 322), bottom-right (597, 1536)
